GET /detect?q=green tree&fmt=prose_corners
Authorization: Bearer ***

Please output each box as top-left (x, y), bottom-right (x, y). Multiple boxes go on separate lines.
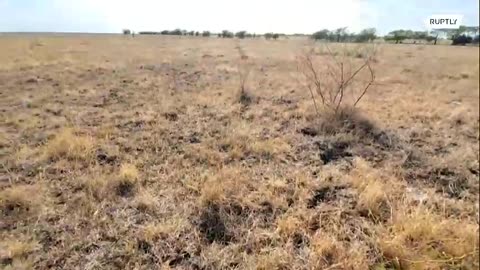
top-left (312, 29), bottom-right (330, 40)
top-left (221, 30), bottom-right (234, 38)
top-left (412, 31), bottom-right (427, 40)
top-left (264, 32), bottom-right (273, 40)
top-left (385, 30), bottom-right (409, 44)
top-left (355, 28), bottom-right (376, 42)
top-left (202, 31), bottom-right (211, 37)
top-left (334, 27), bottom-right (348, 42)
top-left (170, 29), bottom-right (182, 35)
top-left (235, 31), bottom-right (247, 39)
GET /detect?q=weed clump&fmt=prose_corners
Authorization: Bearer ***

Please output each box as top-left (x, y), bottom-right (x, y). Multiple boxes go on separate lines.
top-left (44, 128), bottom-right (94, 161)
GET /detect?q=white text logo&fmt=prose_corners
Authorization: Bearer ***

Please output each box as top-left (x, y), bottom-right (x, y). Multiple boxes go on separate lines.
top-left (426, 15), bottom-right (463, 29)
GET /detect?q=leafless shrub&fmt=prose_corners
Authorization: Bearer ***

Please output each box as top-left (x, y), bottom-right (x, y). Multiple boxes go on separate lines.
top-left (236, 45), bottom-right (254, 105)
top-left (297, 44), bottom-right (377, 116)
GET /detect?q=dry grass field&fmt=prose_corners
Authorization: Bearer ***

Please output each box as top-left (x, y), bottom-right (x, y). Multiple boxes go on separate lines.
top-left (0, 35), bottom-right (479, 269)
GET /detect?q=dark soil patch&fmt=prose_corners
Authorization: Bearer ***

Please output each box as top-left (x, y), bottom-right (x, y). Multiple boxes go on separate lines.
top-left (298, 109), bottom-right (402, 166)
top-left (187, 132), bottom-right (201, 144)
top-left (406, 167), bottom-right (471, 199)
top-left (164, 112), bottom-right (178, 121)
top-left (430, 168), bottom-right (470, 198)
top-left (292, 232), bottom-right (309, 249)
top-left (168, 251), bottom-right (191, 267)
top-left (238, 89), bottom-right (254, 107)
top-left (95, 149), bottom-right (118, 165)
top-left (300, 127), bottom-right (318, 137)
top-left (316, 141), bottom-right (353, 164)
top-left (198, 204), bottom-right (232, 244)
top-left (25, 78), bottom-right (38, 83)
top-left (116, 181), bottom-right (136, 197)
top-left (307, 185), bottom-right (349, 208)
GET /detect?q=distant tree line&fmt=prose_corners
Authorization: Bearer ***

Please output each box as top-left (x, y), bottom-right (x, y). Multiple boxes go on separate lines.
top-left (310, 26), bottom-right (479, 46)
top-left (311, 28), bottom-right (377, 43)
top-left (124, 26), bottom-right (479, 45)
top-left (127, 29), bottom-right (284, 40)
top-left (384, 26), bottom-right (479, 45)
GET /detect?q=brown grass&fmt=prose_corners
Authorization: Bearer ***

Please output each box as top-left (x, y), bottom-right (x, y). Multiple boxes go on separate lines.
top-left (0, 34), bottom-right (478, 269)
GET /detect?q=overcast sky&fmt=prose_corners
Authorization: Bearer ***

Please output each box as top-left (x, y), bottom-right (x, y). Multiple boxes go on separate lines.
top-left (0, 0), bottom-right (478, 34)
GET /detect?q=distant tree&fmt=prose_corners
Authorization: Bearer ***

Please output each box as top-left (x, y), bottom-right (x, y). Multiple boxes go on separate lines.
top-left (334, 27), bottom-right (348, 42)
top-left (181, 30), bottom-right (187, 36)
top-left (195, 31), bottom-right (200, 36)
top-left (412, 31), bottom-right (427, 40)
top-left (235, 31), bottom-right (247, 39)
top-left (122, 29), bottom-right (131, 35)
top-left (253, 33), bottom-right (257, 38)
top-left (355, 28), bottom-right (376, 42)
top-left (456, 25), bottom-right (468, 37)
top-left (202, 31), bottom-right (211, 37)
top-left (385, 30), bottom-right (409, 44)
top-left (452, 34), bottom-right (473, 45)
top-left (160, 30), bottom-right (170, 35)
top-left (272, 33), bottom-right (280, 40)
top-left (170, 29), bottom-right (183, 35)
top-left (264, 32), bottom-right (273, 40)
top-left (221, 30), bottom-right (234, 38)
top-left (138, 31), bottom-right (160, 35)
top-left (312, 29), bottom-right (330, 40)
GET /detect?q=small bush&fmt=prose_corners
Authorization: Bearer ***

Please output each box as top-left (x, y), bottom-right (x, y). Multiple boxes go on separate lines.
top-left (236, 46), bottom-right (254, 105)
top-left (297, 44), bottom-right (376, 116)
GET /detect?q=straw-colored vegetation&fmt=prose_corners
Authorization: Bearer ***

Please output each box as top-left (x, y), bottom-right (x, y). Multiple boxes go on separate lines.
top-left (0, 35), bottom-right (478, 269)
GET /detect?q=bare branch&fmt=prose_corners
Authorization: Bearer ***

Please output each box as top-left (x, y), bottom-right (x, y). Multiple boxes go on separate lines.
top-left (353, 62), bottom-right (375, 107)
top-left (302, 53), bottom-right (326, 105)
top-left (297, 44), bottom-right (376, 115)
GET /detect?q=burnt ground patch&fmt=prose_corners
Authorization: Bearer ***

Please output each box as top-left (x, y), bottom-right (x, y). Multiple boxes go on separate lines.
top-left (298, 109), bottom-right (401, 167)
top-left (197, 204), bottom-right (233, 244)
top-left (316, 141), bottom-right (353, 164)
top-left (406, 166), bottom-right (473, 199)
top-left (307, 184), bottom-right (353, 209)
top-left (195, 201), bottom-right (278, 245)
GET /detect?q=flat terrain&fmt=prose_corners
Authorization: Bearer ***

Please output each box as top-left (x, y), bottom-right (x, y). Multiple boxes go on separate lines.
top-left (0, 35), bottom-right (479, 269)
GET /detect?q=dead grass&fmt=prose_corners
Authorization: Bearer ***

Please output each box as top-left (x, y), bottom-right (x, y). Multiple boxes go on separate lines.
top-left (380, 207), bottom-right (479, 269)
top-left (0, 35), bottom-right (478, 269)
top-left (0, 185), bottom-right (43, 219)
top-left (43, 128), bottom-right (95, 161)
